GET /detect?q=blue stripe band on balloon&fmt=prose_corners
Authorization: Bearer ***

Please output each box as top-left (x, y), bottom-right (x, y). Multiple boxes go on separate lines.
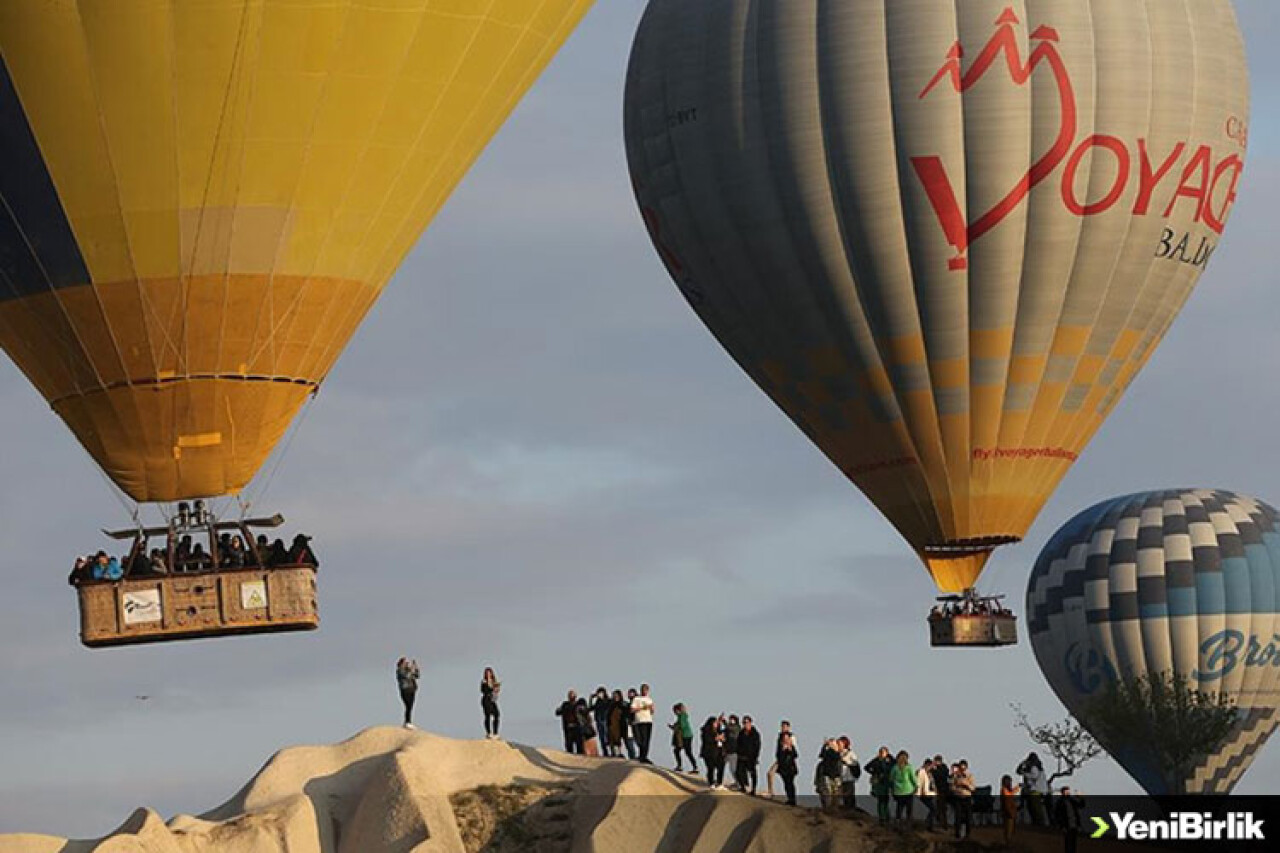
top-left (1223, 556), bottom-right (1254, 614)
top-left (1140, 603), bottom-right (1169, 619)
top-left (1244, 544), bottom-right (1277, 614)
top-left (1195, 573), bottom-right (1226, 616)
top-left (0, 52), bottom-right (90, 302)
top-left (1168, 587), bottom-right (1198, 618)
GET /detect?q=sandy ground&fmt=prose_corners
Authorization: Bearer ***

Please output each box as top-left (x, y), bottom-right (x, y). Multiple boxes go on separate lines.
top-left (0, 727), bottom-right (1172, 852)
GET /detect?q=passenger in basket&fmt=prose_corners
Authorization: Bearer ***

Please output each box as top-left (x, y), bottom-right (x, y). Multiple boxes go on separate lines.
top-left (226, 536), bottom-right (249, 568)
top-left (190, 543), bottom-right (212, 571)
top-left (175, 535), bottom-right (193, 571)
top-left (288, 534), bottom-right (318, 567)
top-left (68, 556), bottom-right (90, 586)
top-left (126, 549), bottom-right (149, 578)
top-left (93, 551), bottom-right (123, 581)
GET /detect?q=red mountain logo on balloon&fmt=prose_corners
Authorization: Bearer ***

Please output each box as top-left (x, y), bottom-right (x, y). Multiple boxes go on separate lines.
top-left (911, 7), bottom-right (1244, 273)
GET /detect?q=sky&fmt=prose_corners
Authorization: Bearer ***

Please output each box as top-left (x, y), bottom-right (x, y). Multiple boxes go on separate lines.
top-left (1, 0), bottom-right (1278, 838)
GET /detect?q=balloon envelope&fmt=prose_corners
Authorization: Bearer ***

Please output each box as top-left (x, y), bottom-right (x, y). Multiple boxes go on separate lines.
top-left (624, 0), bottom-right (1249, 591)
top-left (1027, 489), bottom-right (1280, 794)
top-left (0, 0), bottom-right (593, 502)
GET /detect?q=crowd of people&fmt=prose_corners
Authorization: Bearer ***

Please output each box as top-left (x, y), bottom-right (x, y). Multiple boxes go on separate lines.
top-left (539, 685), bottom-right (1087, 849)
top-left (391, 670), bottom-right (1090, 852)
top-left (68, 499), bottom-right (319, 586)
top-left (928, 595), bottom-right (1014, 619)
top-left (69, 532), bottom-right (318, 585)
top-left (810, 742), bottom-right (1084, 848)
top-left (554, 684), bottom-right (658, 762)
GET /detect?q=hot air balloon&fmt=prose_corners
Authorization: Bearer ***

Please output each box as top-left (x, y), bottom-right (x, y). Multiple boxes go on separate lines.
top-left (623, 0), bottom-right (1249, 644)
top-left (0, 0), bottom-right (593, 645)
top-left (1027, 489), bottom-right (1280, 795)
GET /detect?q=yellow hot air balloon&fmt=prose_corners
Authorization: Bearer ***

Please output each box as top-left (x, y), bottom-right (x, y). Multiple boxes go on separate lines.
top-left (0, 0), bottom-right (593, 503)
top-left (625, 1), bottom-right (1249, 614)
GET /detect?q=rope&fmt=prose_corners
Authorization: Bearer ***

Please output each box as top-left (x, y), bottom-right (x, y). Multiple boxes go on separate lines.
top-left (88, 457), bottom-right (141, 528)
top-left (240, 387), bottom-right (318, 514)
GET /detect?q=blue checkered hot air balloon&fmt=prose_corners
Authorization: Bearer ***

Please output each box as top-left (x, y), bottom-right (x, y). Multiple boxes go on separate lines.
top-left (1027, 489), bottom-right (1280, 794)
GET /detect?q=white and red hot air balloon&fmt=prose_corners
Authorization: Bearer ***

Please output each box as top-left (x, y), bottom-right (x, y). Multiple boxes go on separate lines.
top-left (624, 0), bottom-right (1249, 640)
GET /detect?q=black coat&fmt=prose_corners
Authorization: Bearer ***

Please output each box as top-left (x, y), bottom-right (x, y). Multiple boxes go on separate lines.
top-left (556, 701), bottom-right (579, 731)
top-left (931, 763), bottom-right (951, 796)
top-left (818, 745), bottom-right (844, 779)
top-left (700, 722), bottom-right (725, 762)
top-left (776, 745), bottom-right (799, 778)
top-left (575, 701), bottom-right (596, 738)
top-left (737, 727), bottom-right (762, 763)
top-left (1055, 794), bottom-right (1085, 831)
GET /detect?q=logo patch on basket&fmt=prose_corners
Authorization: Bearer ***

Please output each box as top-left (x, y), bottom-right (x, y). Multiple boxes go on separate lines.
top-left (123, 589), bottom-right (162, 625)
top-left (241, 581), bottom-right (267, 610)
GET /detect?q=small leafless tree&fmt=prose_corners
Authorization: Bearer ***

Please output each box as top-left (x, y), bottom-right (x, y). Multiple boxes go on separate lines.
top-left (1011, 704), bottom-right (1102, 786)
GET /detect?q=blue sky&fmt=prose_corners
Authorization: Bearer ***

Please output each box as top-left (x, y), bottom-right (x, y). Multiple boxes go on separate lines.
top-left (1, 0), bottom-right (1278, 837)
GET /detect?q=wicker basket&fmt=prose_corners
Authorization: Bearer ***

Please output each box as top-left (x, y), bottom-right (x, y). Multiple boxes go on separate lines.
top-left (78, 566), bottom-right (318, 647)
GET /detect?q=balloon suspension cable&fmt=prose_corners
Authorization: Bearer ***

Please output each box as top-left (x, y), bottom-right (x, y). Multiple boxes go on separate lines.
top-left (89, 457), bottom-right (143, 529)
top-left (208, 495), bottom-right (229, 524)
top-left (983, 539), bottom-right (1027, 607)
top-left (242, 389), bottom-right (319, 515)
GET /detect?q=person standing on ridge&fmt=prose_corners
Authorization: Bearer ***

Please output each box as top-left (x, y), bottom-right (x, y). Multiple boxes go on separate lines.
top-left (766, 721), bottom-right (797, 799)
top-left (1017, 752), bottom-right (1047, 825)
top-left (816, 738), bottom-right (845, 813)
top-left (575, 696), bottom-right (600, 757)
top-left (1054, 786), bottom-right (1086, 853)
top-left (838, 736), bottom-right (860, 809)
top-left (890, 750), bottom-right (917, 826)
top-left (865, 746), bottom-right (895, 825)
top-left (723, 714), bottom-right (741, 789)
top-left (631, 683), bottom-right (656, 764)
top-left (930, 754), bottom-right (951, 831)
top-left (395, 657), bottom-right (420, 728)
top-left (590, 687), bottom-right (613, 754)
top-left (670, 703), bottom-right (697, 772)
top-left (1000, 774), bottom-right (1020, 845)
top-left (917, 757), bottom-right (937, 831)
top-left (775, 732), bottom-right (799, 806)
top-left (555, 690), bottom-right (582, 754)
top-left (951, 760), bottom-right (976, 840)
top-left (606, 690), bottom-right (627, 757)
top-left (700, 716), bottom-right (727, 789)
top-left (480, 667), bottom-right (501, 739)
top-left (623, 688), bottom-right (639, 759)
top-left (735, 716), bottom-right (762, 795)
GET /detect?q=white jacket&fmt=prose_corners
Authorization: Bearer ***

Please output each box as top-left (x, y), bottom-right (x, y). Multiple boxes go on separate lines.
top-left (840, 748), bottom-right (860, 783)
top-left (916, 767), bottom-right (935, 797)
top-left (1022, 764), bottom-right (1049, 794)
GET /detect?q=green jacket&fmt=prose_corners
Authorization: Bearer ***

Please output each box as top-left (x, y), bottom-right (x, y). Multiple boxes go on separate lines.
top-left (677, 711), bottom-right (694, 740)
top-left (890, 763), bottom-right (918, 796)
